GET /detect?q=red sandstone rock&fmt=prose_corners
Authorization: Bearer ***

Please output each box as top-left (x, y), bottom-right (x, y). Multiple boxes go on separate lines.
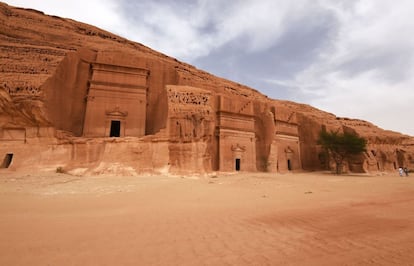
top-left (0, 2), bottom-right (413, 174)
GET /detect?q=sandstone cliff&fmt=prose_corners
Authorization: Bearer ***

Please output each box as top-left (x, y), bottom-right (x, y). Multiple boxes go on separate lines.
top-left (1, 2), bottom-right (412, 175)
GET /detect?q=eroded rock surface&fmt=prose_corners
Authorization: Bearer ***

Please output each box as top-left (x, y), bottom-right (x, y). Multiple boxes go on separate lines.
top-left (1, 2), bottom-right (413, 175)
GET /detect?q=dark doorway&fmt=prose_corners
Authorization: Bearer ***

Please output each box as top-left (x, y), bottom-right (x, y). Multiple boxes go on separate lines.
top-left (287, 159), bottom-right (292, 171)
top-left (110, 120), bottom-right (121, 137)
top-left (235, 158), bottom-right (241, 171)
top-left (1, 153), bottom-right (13, 168)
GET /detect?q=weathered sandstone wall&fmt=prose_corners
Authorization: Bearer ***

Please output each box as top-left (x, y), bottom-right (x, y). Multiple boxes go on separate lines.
top-left (1, 2), bottom-right (413, 175)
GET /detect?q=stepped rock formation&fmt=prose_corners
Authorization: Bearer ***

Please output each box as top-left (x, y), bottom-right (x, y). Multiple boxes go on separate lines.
top-left (1, 2), bottom-right (413, 175)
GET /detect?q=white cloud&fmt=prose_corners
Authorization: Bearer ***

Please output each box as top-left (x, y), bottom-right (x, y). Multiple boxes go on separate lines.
top-left (5, 0), bottom-right (124, 32)
top-left (291, 0), bottom-right (414, 135)
top-left (115, 0), bottom-right (323, 61)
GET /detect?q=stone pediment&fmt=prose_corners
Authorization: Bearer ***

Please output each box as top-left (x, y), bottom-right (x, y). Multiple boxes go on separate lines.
top-left (231, 144), bottom-right (246, 152)
top-left (285, 146), bottom-right (294, 154)
top-left (105, 107), bottom-right (128, 117)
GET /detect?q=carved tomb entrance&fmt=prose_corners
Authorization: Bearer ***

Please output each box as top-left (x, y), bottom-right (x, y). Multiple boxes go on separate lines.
top-left (1, 153), bottom-right (13, 168)
top-left (110, 120), bottom-right (121, 137)
top-left (83, 62), bottom-right (149, 137)
top-left (235, 158), bottom-right (241, 171)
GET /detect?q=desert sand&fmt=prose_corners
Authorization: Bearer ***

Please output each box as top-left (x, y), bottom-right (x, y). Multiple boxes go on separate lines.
top-left (1, 170), bottom-right (413, 266)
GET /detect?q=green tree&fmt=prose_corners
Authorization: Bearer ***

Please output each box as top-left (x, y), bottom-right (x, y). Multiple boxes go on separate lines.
top-left (318, 130), bottom-right (367, 174)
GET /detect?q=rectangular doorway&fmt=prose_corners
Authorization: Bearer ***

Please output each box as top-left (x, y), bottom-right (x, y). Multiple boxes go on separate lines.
top-left (110, 120), bottom-right (121, 137)
top-left (287, 159), bottom-right (292, 171)
top-left (1, 153), bottom-right (13, 168)
top-left (235, 158), bottom-right (241, 171)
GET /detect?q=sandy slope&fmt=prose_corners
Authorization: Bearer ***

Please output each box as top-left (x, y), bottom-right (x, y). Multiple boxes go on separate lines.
top-left (0, 171), bottom-right (413, 266)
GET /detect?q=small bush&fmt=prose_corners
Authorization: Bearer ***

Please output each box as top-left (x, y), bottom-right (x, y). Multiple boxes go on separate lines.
top-left (56, 166), bottom-right (65, 173)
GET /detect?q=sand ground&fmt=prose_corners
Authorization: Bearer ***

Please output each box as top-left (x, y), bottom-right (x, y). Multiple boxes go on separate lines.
top-left (0, 170), bottom-right (413, 266)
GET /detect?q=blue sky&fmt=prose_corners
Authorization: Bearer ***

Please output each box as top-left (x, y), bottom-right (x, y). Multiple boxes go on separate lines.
top-left (5, 0), bottom-right (414, 136)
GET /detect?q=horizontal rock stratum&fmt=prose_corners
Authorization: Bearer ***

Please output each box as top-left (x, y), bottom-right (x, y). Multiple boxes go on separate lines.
top-left (0, 2), bottom-right (413, 175)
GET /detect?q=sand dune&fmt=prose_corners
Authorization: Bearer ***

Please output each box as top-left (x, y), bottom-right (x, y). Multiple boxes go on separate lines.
top-left (1, 171), bottom-right (413, 265)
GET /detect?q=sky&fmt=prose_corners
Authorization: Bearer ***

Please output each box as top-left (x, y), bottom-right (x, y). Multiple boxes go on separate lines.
top-left (5, 0), bottom-right (414, 136)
